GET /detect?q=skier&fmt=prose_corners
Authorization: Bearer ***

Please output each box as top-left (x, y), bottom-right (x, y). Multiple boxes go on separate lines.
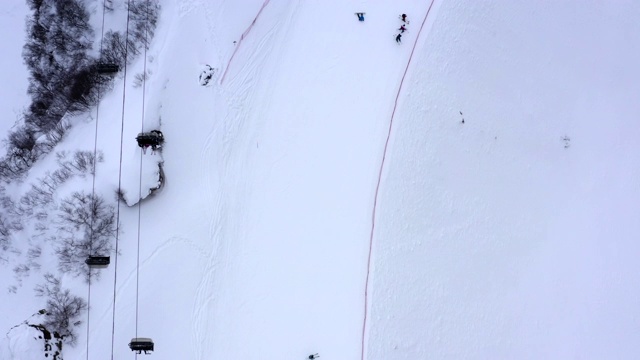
top-left (395, 33), bottom-right (402, 43)
top-left (308, 354), bottom-right (319, 359)
top-left (398, 24), bottom-right (406, 33)
top-left (401, 13), bottom-right (407, 22)
top-left (356, 12), bottom-right (365, 21)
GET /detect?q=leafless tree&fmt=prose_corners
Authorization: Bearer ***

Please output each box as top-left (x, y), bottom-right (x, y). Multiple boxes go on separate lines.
top-left (55, 192), bottom-right (116, 279)
top-left (35, 273), bottom-right (87, 345)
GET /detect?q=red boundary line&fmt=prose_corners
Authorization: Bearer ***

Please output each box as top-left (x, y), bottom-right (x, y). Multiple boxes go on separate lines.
top-left (360, 1), bottom-right (437, 359)
top-left (220, 0), bottom-right (271, 84)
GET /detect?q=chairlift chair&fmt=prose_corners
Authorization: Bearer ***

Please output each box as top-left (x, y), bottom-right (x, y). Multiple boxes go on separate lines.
top-left (129, 338), bottom-right (154, 354)
top-left (96, 63), bottom-right (119, 74)
top-left (85, 256), bottom-right (110, 268)
top-left (136, 130), bottom-right (164, 148)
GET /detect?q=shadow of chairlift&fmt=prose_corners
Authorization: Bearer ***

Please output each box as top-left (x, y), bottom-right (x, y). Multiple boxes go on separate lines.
top-left (96, 63), bottom-right (120, 74)
top-left (129, 338), bottom-right (154, 354)
top-left (96, 63), bottom-right (120, 75)
top-left (85, 256), bottom-right (110, 268)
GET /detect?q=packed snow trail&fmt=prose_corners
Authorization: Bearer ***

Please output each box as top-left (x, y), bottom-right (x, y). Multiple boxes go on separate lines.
top-left (220, 0), bottom-right (272, 84)
top-left (360, 2), bottom-right (440, 359)
top-left (192, 1), bottom-right (428, 359)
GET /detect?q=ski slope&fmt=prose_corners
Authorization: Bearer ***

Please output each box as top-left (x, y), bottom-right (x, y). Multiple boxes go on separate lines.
top-left (1, 0), bottom-right (640, 359)
top-left (368, 2), bottom-right (640, 358)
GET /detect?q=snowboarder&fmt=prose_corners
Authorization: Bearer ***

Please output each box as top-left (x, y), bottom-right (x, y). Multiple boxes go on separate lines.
top-left (395, 33), bottom-right (402, 43)
top-left (401, 13), bottom-right (407, 22)
top-left (398, 24), bottom-right (406, 33)
top-left (308, 354), bottom-right (319, 359)
top-left (355, 12), bottom-right (365, 21)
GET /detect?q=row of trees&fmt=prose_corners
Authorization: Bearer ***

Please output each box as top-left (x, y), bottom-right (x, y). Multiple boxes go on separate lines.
top-left (2, 0), bottom-right (160, 349)
top-left (0, 0), bottom-right (160, 181)
top-left (4, 150), bottom-right (113, 278)
top-left (2, 150), bottom-right (116, 341)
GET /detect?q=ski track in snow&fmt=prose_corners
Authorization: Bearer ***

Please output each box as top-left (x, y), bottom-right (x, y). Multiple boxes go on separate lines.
top-left (191, 2), bottom-right (303, 358)
top-left (92, 236), bottom-right (207, 326)
top-left (220, 0), bottom-right (272, 84)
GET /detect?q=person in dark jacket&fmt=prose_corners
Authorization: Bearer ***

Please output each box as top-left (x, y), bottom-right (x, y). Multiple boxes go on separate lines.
top-left (401, 13), bottom-right (407, 22)
top-left (396, 33), bottom-right (402, 43)
top-left (308, 354), bottom-right (319, 359)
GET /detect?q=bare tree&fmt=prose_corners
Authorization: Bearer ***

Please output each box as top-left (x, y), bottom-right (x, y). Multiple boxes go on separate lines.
top-left (101, 30), bottom-right (129, 65)
top-left (55, 192), bottom-right (116, 279)
top-left (128, 0), bottom-right (160, 51)
top-left (35, 273), bottom-right (87, 345)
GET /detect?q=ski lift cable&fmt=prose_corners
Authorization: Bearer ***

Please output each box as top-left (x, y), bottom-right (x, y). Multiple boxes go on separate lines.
top-left (110, 1), bottom-right (133, 359)
top-left (135, 0), bottom-right (152, 347)
top-left (86, 0), bottom-right (110, 359)
top-left (86, 264), bottom-right (92, 360)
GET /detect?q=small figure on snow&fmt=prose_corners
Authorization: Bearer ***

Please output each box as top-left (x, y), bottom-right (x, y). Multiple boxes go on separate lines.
top-left (308, 354), bottom-right (319, 359)
top-left (401, 13), bottom-right (407, 22)
top-left (395, 33), bottom-right (402, 43)
top-left (355, 12), bottom-right (365, 21)
top-left (398, 24), bottom-right (406, 33)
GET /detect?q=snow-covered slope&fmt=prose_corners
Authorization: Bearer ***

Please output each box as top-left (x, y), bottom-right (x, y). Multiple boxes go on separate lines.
top-left (368, 1), bottom-right (640, 358)
top-left (0, 3), bottom-right (30, 137)
top-left (2, 0), bottom-right (639, 359)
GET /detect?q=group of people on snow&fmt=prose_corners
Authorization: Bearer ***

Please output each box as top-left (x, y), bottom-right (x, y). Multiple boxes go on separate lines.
top-left (354, 12), bottom-right (408, 43)
top-left (396, 14), bottom-right (408, 43)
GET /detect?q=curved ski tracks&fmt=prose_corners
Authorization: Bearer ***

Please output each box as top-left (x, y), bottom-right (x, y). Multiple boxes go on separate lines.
top-left (192, 2), bottom-right (302, 359)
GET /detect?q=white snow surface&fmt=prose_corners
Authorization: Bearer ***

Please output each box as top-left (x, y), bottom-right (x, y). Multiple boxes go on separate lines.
top-left (1, 0), bottom-right (640, 359)
top-left (0, 2), bottom-right (30, 137)
top-left (1, 325), bottom-right (44, 360)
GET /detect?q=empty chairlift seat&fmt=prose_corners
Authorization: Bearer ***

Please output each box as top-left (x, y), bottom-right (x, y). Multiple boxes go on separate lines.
top-left (129, 338), bottom-right (154, 354)
top-left (85, 256), bottom-right (110, 268)
top-left (96, 63), bottom-right (120, 74)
